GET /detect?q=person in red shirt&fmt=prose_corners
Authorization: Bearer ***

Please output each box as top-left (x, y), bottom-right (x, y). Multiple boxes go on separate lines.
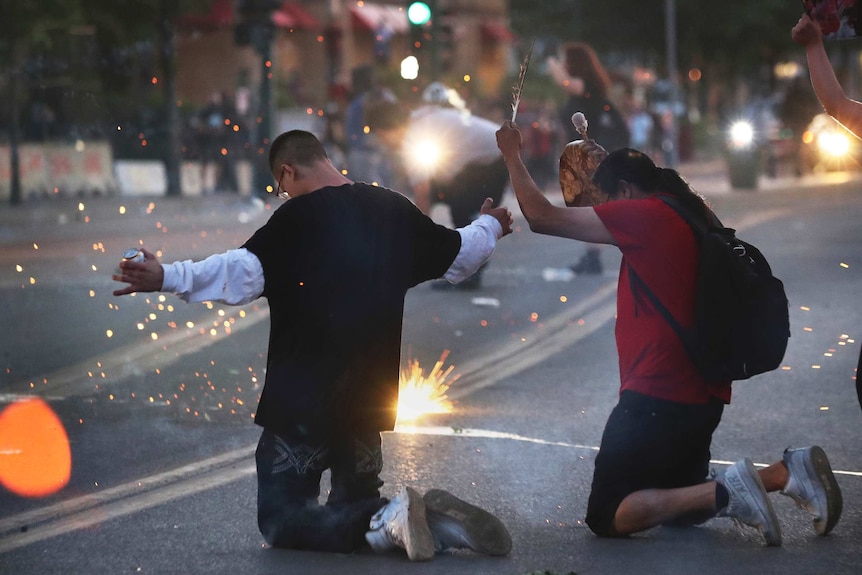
top-left (496, 121), bottom-right (842, 546)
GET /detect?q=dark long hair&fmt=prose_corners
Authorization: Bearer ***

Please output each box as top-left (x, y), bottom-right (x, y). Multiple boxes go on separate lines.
top-left (563, 42), bottom-right (612, 99)
top-left (591, 148), bottom-right (711, 223)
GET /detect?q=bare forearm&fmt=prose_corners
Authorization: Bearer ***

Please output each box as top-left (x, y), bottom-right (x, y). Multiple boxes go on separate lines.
top-left (806, 44), bottom-right (862, 136)
top-left (502, 153), bottom-right (556, 230)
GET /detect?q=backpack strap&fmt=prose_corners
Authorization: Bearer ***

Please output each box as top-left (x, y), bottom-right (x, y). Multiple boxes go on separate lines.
top-left (625, 193), bottom-right (715, 362)
top-left (627, 263), bottom-right (698, 359)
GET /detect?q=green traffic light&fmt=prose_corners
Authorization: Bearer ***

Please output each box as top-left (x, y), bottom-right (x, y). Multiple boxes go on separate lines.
top-left (407, 2), bottom-right (431, 26)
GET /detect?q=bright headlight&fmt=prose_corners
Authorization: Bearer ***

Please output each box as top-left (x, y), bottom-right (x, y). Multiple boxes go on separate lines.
top-left (728, 121), bottom-right (755, 150)
top-left (408, 138), bottom-right (442, 172)
top-left (817, 131), bottom-right (851, 157)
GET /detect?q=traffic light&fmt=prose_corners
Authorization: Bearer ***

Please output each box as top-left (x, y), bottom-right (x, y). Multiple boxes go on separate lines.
top-left (407, 1), bottom-right (431, 54)
top-left (407, 2), bottom-right (432, 26)
top-left (436, 5), bottom-right (454, 73)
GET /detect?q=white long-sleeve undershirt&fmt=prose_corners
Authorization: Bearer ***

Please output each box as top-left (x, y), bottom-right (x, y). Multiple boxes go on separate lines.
top-left (160, 214), bottom-right (503, 303)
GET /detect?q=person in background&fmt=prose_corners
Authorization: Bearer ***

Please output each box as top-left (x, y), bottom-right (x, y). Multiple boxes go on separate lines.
top-left (344, 64), bottom-right (396, 186)
top-left (365, 88), bottom-right (509, 290)
top-left (792, 11), bottom-right (862, 410)
top-left (196, 91), bottom-right (240, 194)
top-left (547, 42), bottom-right (630, 275)
top-left (112, 129), bottom-right (513, 561)
top-left (496, 120), bottom-right (842, 547)
top-left (627, 99), bottom-right (655, 156)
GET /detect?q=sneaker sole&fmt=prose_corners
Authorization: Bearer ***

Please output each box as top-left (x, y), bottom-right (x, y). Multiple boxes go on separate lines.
top-left (401, 487), bottom-right (436, 561)
top-left (806, 446), bottom-right (843, 535)
top-left (423, 489), bottom-right (512, 556)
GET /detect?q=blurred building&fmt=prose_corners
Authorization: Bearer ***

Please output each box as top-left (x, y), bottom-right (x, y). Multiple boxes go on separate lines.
top-left (174, 0), bottom-right (515, 109)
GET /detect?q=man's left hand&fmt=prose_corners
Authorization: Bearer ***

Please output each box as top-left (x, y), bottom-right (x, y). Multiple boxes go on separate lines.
top-left (480, 197), bottom-right (514, 237)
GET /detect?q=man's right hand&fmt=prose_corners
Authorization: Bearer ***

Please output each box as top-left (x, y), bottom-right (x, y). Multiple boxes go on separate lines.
top-left (496, 121), bottom-right (522, 163)
top-left (112, 248), bottom-right (164, 296)
top-left (792, 13), bottom-right (823, 47)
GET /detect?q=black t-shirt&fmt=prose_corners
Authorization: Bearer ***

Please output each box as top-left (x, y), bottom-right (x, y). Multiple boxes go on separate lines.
top-left (243, 183), bottom-right (461, 436)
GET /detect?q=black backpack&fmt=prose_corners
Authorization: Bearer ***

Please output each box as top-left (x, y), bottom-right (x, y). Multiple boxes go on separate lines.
top-left (628, 195), bottom-right (790, 383)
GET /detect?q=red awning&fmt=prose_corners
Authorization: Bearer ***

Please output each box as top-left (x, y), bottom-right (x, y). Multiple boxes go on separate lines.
top-left (481, 21), bottom-right (515, 42)
top-left (272, 2), bottom-right (321, 30)
top-left (177, 0), bottom-right (233, 31)
top-left (177, 1), bottom-right (319, 31)
top-left (351, 3), bottom-right (409, 34)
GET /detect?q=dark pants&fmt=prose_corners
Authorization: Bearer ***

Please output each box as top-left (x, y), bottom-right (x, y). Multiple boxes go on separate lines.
top-left (431, 157), bottom-right (509, 228)
top-left (255, 428), bottom-right (386, 552)
top-left (585, 391), bottom-right (724, 537)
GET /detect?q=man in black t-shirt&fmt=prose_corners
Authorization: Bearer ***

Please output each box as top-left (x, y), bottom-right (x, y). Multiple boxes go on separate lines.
top-left (113, 130), bottom-right (513, 561)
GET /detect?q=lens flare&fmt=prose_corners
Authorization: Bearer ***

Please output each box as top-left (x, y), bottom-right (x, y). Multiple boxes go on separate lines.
top-left (0, 397), bottom-right (71, 497)
top-left (396, 351), bottom-right (456, 424)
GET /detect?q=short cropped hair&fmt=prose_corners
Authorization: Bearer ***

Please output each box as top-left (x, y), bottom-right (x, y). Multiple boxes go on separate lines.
top-left (269, 130), bottom-right (329, 174)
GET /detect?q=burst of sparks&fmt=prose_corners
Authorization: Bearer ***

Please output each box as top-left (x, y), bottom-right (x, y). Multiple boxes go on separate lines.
top-left (396, 351), bottom-right (457, 424)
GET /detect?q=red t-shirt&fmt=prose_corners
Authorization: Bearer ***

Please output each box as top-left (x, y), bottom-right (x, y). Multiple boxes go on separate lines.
top-left (594, 195), bottom-right (732, 404)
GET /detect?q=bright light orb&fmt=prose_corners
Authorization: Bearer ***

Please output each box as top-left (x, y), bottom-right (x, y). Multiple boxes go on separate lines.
top-left (0, 397), bottom-right (71, 497)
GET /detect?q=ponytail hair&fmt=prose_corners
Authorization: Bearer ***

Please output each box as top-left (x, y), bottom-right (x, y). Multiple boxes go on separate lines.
top-left (591, 148), bottom-right (711, 223)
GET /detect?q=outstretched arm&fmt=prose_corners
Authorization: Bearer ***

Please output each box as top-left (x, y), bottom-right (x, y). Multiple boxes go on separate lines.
top-left (443, 198), bottom-right (513, 284)
top-left (113, 248), bottom-right (264, 305)
top-left (793, 14), bottom-right (862, 137)
top-left (495, 121), bottom-right (615, 244)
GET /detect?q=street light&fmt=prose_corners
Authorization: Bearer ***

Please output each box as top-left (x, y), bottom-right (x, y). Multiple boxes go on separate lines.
top-left (401, 55), bottom-right (420, 80)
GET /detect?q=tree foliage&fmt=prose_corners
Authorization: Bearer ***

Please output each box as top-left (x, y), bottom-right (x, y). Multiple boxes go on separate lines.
top-left (509, 0), bottom-right (806, 75)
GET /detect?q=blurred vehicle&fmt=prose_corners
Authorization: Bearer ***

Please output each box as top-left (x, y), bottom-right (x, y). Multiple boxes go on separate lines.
top-left (722, 96), bottom-right (783, 189)
top-left (724, 115), bottom-right (766, 190)
top-left (799, 113), bottom-right (862, 173)
top-left (723, 94), bottom-right (816, 189)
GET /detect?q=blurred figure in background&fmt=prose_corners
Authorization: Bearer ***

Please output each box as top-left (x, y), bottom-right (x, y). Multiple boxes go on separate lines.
top-left (365, 86), bottom-right (509, 290)
top-left (519, 98), bottom-right (561, 190)
top-left (344, 65), bottom-right (396, 186)
top-left (548, 42), bottom-right (630, 275)
top-left (627, 99), bottom-right (656, 156)
top-left (196, 91), bottom-right (239, 194)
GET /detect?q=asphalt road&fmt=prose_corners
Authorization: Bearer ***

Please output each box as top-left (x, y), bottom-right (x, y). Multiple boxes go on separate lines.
top-left (1, 166), bottom-right (861, 574)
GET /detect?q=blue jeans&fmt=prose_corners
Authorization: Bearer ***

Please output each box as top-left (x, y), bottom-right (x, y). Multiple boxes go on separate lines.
top-left (255, 428), bottom-right (386, 552)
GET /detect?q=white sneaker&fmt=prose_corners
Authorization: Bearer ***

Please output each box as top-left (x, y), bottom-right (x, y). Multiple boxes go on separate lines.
top-left (365, 486), bottom-right (435, 561)
top-left (716, 459), bottom-right (782, 546)
top-left (423, 489), bottom-right (512, 556)
top-left (781, 446), bottom-right (842, 535)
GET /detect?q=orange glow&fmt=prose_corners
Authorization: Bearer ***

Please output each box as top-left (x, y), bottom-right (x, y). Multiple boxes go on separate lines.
top-left (396, 352), bottom-right (456, 424)
top-left (0, 397), bottom-right (71, 497)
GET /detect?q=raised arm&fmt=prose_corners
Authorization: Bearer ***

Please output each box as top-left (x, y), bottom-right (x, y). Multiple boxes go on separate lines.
top-left (793, 14), bottom-right (862, 137)
top-left (495, 121), bottom-right (614, 244)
